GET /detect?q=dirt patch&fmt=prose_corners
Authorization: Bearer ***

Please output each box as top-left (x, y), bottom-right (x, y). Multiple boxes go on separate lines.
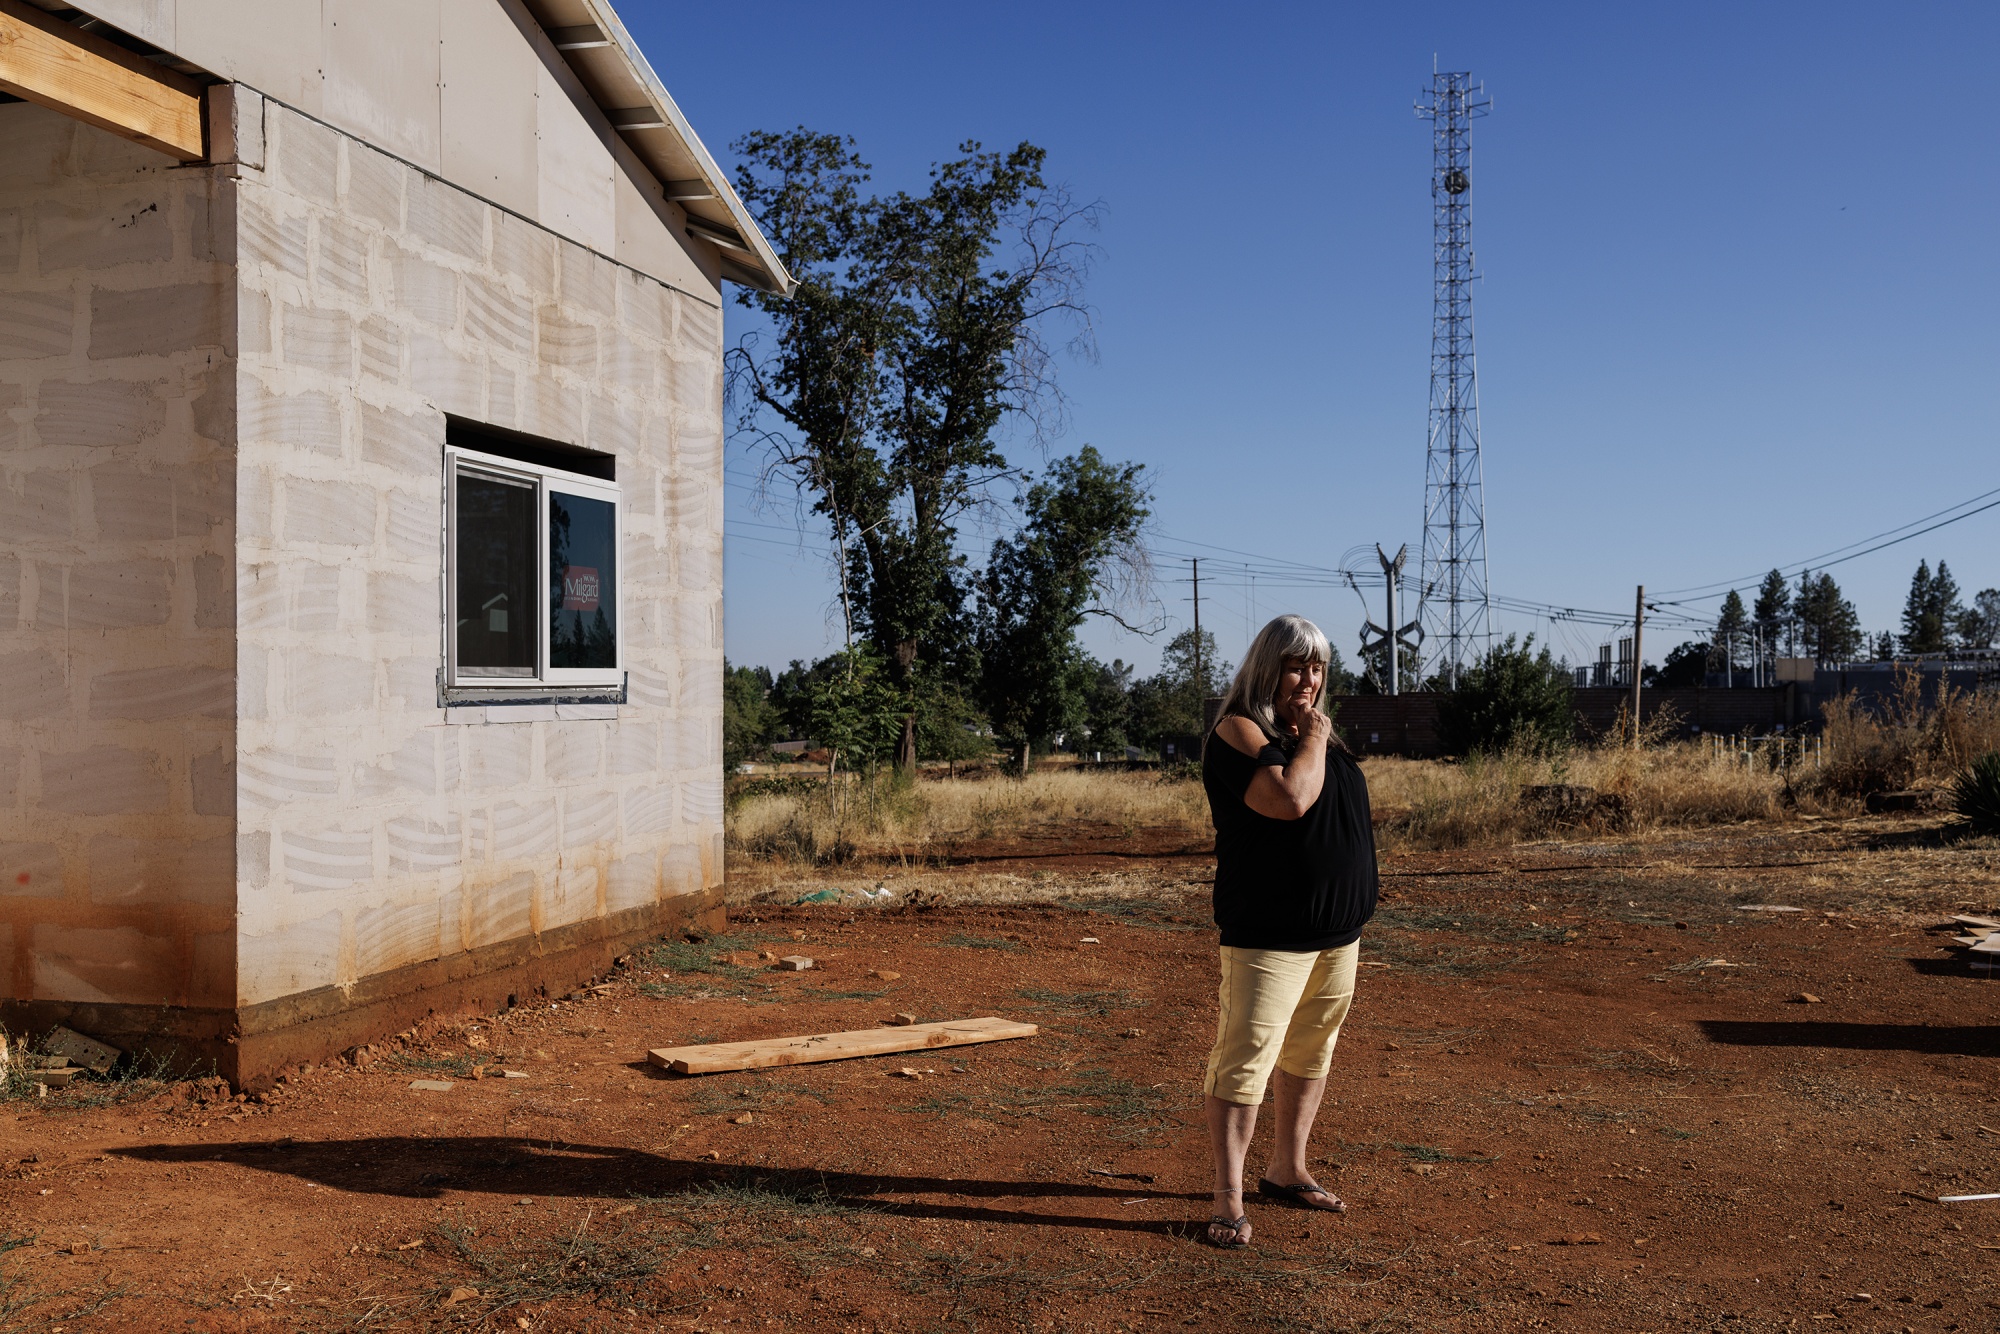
top-left (6, 817), bottom-right (2000, 1331)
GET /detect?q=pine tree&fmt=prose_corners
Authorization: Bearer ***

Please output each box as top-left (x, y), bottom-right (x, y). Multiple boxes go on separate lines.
top-left (1715, 590), bottom-right (1749, 670)
top-left (1873, 630), bottom-right (1895, 661)
top-left (1931, 561), bottom-right (1966, 648)
top-left (1794, 571), bottom-right (1863, 662)
top-left (1753, 570), bottom-right (1791, 659)
top-left (1900, 560), bottom-right (1951, 653)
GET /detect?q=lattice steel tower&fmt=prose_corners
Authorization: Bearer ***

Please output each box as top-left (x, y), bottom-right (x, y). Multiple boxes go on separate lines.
top-left (1416, 71), bottom-right (1491, 687)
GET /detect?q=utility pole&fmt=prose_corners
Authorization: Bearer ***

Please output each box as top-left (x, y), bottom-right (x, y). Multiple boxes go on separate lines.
top-left (1630, 584), bottom-right (1645, 749)
top-left (1361, 545), bottom-right (1423, 696)
top-left (1191, 558), bottom-right (1202, 693)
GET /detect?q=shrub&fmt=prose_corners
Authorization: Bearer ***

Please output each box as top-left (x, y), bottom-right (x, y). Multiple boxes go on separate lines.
top-left (1953, 752), bottom-right (2000, 837)
top-left (1819, 668), bottom-right (2000, 796)
top-left (1435, 634), bottom-right (1576, 756)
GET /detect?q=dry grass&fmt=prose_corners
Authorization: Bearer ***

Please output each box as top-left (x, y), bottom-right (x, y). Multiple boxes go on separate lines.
top-left (728, 768), bottom-right (1210, 865)
top-left (729, 743), bottom-right (1808, 863)
top-left (1820, 669), bottom-right (2000, 796)
top-left (1362, 742), bottom-right (1797, 850)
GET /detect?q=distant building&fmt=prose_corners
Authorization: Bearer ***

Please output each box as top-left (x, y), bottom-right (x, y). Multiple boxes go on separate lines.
top-left (0, 0), bottom-right (790, 1085)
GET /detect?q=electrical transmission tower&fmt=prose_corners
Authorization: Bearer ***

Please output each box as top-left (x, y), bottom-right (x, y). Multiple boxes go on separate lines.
top-left (1416, 70), bottom-right (1491, 687)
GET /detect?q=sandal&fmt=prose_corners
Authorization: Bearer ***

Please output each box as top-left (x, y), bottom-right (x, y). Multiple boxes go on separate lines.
top-left (1202, 1214), bottom-right (1252, 1248)
top-left (1258, 1178), bottom-right (1347, 1213)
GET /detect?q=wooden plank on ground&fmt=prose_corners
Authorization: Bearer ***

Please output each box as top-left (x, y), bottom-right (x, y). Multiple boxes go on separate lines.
top-left (0, 0), bottom-right (205, 160)
top-left (648, 1016), bottom-right (1037, 1075)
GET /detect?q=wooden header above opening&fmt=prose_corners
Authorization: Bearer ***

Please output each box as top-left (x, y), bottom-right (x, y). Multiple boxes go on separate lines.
top-left (0, 0), bottom-right (205, 160)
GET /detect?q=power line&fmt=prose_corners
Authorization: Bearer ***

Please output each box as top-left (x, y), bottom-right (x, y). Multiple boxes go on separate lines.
top-left (1654, 485), bottom-right (2000, 601)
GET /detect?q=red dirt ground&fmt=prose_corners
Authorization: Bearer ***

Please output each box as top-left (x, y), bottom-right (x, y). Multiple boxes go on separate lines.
top-left (5, 817), bottom-right (2000, 1333)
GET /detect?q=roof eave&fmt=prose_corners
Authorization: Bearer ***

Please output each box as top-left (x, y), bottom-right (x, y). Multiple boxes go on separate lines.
top-left (572, 0), bottom-right (794, 297)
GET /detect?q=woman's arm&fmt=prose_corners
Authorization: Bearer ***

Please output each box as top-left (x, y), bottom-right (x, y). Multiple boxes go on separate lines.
top-left (1214, 712), bottom-right (1330, 821)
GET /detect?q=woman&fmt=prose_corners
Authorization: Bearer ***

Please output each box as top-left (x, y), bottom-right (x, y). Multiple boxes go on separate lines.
top-left (1197, 614), bottom-right (1378, 1248)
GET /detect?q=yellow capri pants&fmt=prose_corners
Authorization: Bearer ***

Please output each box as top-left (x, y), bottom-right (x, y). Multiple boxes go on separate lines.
top-left (1202, 940), bottom-right (1360, 1105)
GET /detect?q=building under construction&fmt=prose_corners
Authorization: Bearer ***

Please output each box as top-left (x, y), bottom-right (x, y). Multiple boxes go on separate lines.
top-left (0, 0), bottom-right (791, 1085)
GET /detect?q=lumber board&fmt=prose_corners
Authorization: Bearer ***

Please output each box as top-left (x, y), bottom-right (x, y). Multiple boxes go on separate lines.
top-left (0, 0), bottom-right (204, 160)
top-left (648, 1016), bottom-right (1037, 1075)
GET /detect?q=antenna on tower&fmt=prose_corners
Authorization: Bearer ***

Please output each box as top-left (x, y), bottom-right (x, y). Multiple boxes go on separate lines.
top-left (1415, 70), bottom-right (1492, 688)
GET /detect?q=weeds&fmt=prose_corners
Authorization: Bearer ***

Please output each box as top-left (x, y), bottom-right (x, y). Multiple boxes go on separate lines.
top-left (1821, 669), bottom-right (2000, 796)
top-left (636, 932), bottom-right (779, 1001)
top-left (1012, 986), bottom-right (1147, 1015)
top-left (1064, 899), bottom-right (1204, 931)
top-left (798, 985), bottom-right (895, 1001)
top-left (635, 1174), bottom-right (881, 1278)
top-left (938, 933), bottom-right (1027, 952)
top-left (0, 1230), bottom-right (126, 1328)
top-left (1391, 1142), bottom-right (1498, 1164)
top-left (1366, 908), bottom-right (1566, 979)
top-left (0, 1031), bottom-right (186, 1111)
top-left (385, 1051), bottom-right (498, 1080)
top-left (431, 1212), bottom-right (675, 1317)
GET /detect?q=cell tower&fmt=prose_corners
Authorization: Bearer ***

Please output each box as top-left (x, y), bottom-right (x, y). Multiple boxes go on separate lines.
top-left (1416, 70), bottom-right (1491, 687)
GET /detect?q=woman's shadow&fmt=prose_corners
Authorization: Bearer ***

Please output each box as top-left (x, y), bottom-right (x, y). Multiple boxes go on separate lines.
top-left (113, 1135), bottom-right (1209, 1238)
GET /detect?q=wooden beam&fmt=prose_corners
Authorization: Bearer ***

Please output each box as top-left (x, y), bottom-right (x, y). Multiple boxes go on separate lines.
top-left (0, 0), bottom-right (204, 161)
top-left (647, 1016), bottom-right (1037, 1075)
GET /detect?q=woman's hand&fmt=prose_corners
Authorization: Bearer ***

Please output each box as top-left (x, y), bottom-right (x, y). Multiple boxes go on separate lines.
top-left (1281, 700), bottom-right (1332, 751)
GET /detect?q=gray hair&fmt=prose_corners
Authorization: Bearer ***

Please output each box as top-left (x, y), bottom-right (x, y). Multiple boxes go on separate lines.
top-left (1214, 614), bottom-right (1335, 749)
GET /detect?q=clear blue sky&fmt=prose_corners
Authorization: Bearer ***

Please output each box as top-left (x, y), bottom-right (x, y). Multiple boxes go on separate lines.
top-left (624, 1), bottom-right (2000, 677)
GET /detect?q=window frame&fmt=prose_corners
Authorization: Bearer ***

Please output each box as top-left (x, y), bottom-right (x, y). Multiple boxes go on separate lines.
top-left (444, 444), bottom-right (623, 693)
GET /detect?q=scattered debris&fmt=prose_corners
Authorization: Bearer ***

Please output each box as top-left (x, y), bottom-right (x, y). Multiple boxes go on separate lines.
top-left (501, 1070), bottom-right (530, 1079)
top-left (885, 1013), bottom-right (919, 1026)
top-left (776, 955), bottom-right (815, 971)
top-left (43, 1026), bottom-right (120, 1075)
top-left (730, 1112), bottom-right (754, 1124)
top-left (1939, 1192), bottom-right (2000, 1203)
top-left (396, 1238), bottom-right (425, 1251)
top-left (1944, 917), bottom-right (2000, 968)
top-left (647, 1017), bottom-right (1036, 1075)
top-left (1735, 904), bottom-right (1803, 913)
top-left (1086, 1168), bottom-right (1156, 1183)
top-left (893, 1068), bottom-right (922, 1080)
top-left (1796, 993), bottom-right (1823, 1004)
top-left (1118, 1027), bottom-right (1143, 1038)
top-left (1079, 937), bottom-right (1101, 944)
top-left (67, 1241), bottom-right (90, 1255)
top-left (1550, 1233), bottom-right (1604, 1245)
top-left (1408, 1162), bottom-right (1437, 1176)
top-left (870, 970), bottom-right (902, 981)
top-left (409, 1079), bottom-right (455, 1092)
top-left (444, 1287), bottom-right (480, 1306)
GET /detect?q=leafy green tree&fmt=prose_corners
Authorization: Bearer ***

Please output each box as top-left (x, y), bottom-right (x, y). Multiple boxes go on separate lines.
top-left (1900, 559), bottom-right (1965, 653)
top-left (1715, 589), bottom-right (1750, 669)
top-left (1961, 589), bottom-right (2000, 650)
top-left (1794, 570), bottom-right (1864, 662)
top-left (976, 447), bottom-right (1150, 771)
top-left (1653, 640), bottom-right (1714, 689)
top-left (1128, 628), bottom-right (1230, 755)
top-left (803, 647), bottom-right (906, 772)
top-left (722, 661), bottom-right (778, 769)
top-left (1079, 657), bottom-right (1134, 754)
top-left (1435, 634), bottom-right (1576, 756)
top-left (728, 129), bottom-right (1099, 769)
top-left (1753, 569), bottom-right (1792, 656)
top-left (1324, 646), bottom-right (1356, 695)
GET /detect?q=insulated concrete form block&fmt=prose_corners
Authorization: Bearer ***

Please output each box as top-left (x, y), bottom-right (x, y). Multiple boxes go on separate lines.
top-left (5, 88), bottom-right (727, 1086)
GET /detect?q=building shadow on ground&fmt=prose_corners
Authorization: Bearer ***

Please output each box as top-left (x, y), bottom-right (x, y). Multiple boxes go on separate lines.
top-left (1698, 1020), bottom-right (2000, 1056)
top-left (112, 1136), bottom-right (1212, 1238)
